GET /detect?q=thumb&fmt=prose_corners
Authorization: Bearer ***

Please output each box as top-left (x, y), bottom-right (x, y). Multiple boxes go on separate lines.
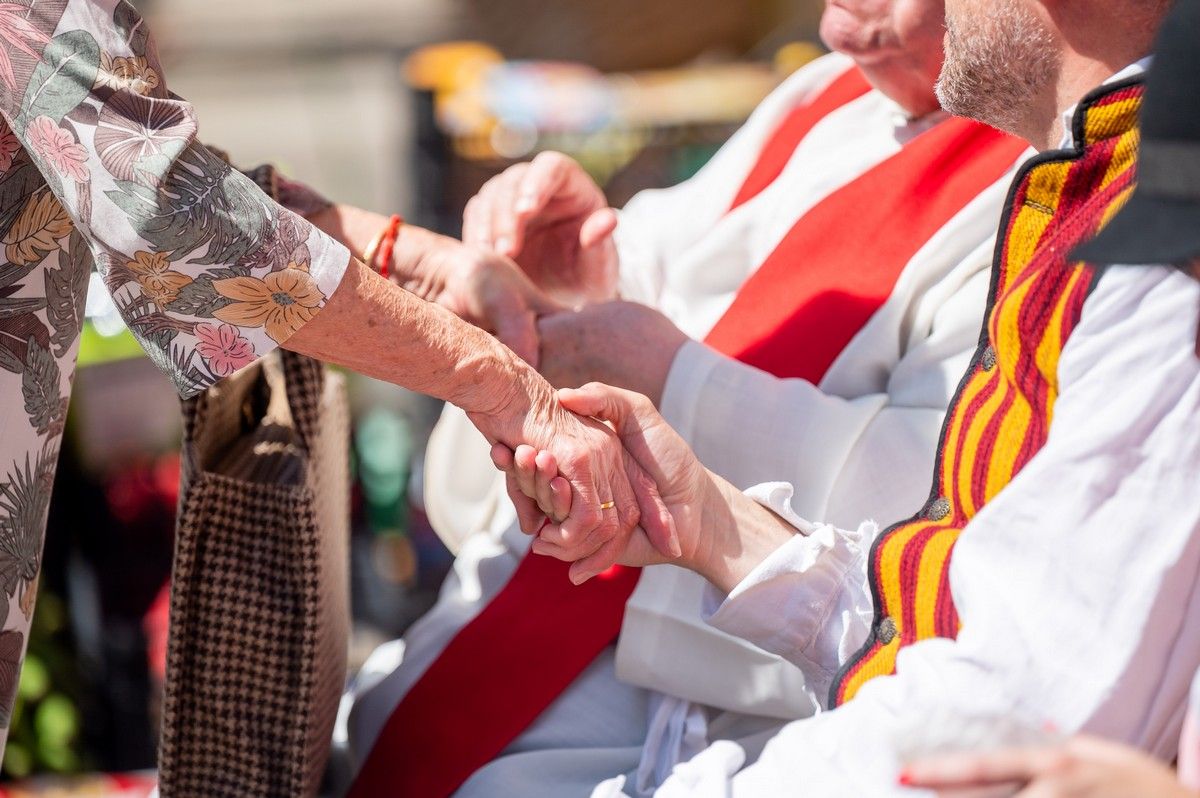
top-left (579, 207), bottom-right (618, 249)
top-left (494, 308), bottom-right (541, 368)
top-left (490, 442), bottom-right (516, 472)
top-left (615, 527), bottom-right (665, 569)
top-left (557, 382), bottom-right (634, 431)
top-left (525, 285), bottom-right (567, 317)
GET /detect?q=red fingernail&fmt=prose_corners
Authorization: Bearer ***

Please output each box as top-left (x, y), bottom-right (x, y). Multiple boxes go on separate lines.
top-left (897, 770), bottom-right (912, 786)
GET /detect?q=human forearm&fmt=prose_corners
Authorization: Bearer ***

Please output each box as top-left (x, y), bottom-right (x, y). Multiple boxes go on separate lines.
top-left (306, 204), bottom-right (435, 287)
top-left (290, 255), bottom-right (677, 583)
top-left (681, 472), bottom-right (798, 595)
top-left (284, 256), bottom-right (546, 425)
top-left (306, 205), bottom-right (559, 366)
top-left (305, 204), bottom-right (385, 257)
top-left (701, 484), bottom-right (874, 692)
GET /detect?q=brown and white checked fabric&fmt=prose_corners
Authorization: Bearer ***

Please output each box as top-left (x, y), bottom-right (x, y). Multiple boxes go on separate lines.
top-left (159, 351), bottom-right (350, 798)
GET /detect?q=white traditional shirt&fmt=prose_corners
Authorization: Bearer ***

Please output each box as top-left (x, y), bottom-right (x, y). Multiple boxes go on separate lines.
top-left (0, 0), bottom-right (348, 753)
top-left (359, 52), bottom-right (1028, 794)
top-left (615, 68), bottom-right (1023, 725)
top-left (592, 61), bottom-right (1200, 798)
top-left (616, 258), bottom-right (1200, 798)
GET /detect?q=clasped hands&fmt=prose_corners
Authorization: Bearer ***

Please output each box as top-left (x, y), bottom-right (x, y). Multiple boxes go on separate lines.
top-left (457, 151), bottom-right (703, 581)
top-left (467, 294), bottom-right (693, 583)
top-left (491, 381), bottom-right (714, 583)
top-left (311, 152), bottom-right (714, 583)
top-left (412, 151), bottom-right (696, 578)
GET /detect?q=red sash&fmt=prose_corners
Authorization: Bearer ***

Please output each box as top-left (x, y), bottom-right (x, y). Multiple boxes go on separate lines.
top-left (348, 75), bottom-right (1027, 798)
top-left (728, 66), bottom-right (871, 211)
top-left (706, 117), bottom-right (1028, 381)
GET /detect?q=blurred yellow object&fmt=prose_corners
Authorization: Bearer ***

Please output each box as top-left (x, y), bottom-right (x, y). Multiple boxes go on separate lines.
top-left (404, 41), bottom-right (503, 93)
top-left (408, 39), bottom-right (827, 165)
top-left (774, 41), bottom-right (826, 76)
top-left (616, 63), bottom-right (779, 127)
top-left (406, 41), bottom-right (503, 143)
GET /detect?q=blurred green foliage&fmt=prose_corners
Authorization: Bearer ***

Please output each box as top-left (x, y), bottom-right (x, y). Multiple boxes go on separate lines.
top-left (2, 590), bottom-right (87, 780)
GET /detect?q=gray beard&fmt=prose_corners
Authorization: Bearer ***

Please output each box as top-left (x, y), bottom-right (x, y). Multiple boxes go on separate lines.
top-left (936, 0), bottom-right (1059, 136)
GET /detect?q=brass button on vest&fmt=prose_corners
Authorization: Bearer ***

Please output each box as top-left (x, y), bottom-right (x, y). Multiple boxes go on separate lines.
top-left (926, 496), bottom-right (951, 521)
top-left (877, 617), bottom-right (898, 645)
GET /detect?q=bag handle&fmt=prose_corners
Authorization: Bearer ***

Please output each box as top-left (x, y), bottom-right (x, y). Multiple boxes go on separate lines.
top-left (278, 349), bottom-right (326, 454)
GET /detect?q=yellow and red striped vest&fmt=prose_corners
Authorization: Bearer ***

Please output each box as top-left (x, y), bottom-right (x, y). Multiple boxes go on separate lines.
top-left (831, 79), bottom-right (1145, 707)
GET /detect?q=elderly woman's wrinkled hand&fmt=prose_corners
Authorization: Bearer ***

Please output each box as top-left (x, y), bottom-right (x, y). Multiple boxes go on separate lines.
top-left (492, 382), bottom-right (712, 581)
top-left (394, 227), bottom-right (565, 367)
top-left (470, 377), bottom-right (679, 584)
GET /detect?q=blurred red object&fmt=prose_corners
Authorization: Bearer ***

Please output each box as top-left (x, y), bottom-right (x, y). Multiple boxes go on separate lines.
top-left (143, 584), bottom-right (169, 684)
top-left (0, 771), bottom-right (156, 797)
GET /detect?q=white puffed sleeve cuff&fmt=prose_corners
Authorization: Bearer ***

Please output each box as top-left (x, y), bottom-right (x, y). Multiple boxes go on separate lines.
top-left (702, 482), bottom-right (875, 703)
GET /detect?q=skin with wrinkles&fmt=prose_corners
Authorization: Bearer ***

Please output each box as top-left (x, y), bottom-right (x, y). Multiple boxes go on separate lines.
top-left (493, 384), bottom-right (796, 593)
top-left (291, 207), bottom-right (679, 582)
top-left (460, 0), bottom-right (954, 414)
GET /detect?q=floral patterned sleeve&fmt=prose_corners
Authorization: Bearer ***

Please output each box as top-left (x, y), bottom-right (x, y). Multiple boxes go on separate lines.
top-left (0, 0), bottom-right (350, 397)
top-left (0, 0), bottom-right (357, 748)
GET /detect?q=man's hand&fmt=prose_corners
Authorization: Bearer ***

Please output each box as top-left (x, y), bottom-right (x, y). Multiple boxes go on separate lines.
top-left (537, 301), bottom-right (689, 405)
top-left (462, 151), bottom-right (620, 305)
top-left (900, 736), bottom-right (1197, 798)
top-left (493, 382), bottom-right (800, 592)
top-left (491, 381), bottom-right (704, 578)
top-left (402, 228), bottom-right (564, 366)
top-left (470, 376), bottom-right (680, 585)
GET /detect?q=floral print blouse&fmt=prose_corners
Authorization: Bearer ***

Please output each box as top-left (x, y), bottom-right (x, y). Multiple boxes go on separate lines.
top-left (0, 0), bottom-right (350, 745)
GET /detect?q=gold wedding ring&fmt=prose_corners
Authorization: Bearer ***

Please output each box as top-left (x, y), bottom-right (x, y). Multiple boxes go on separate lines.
top-left (599, 500), bottom-right (616, 511)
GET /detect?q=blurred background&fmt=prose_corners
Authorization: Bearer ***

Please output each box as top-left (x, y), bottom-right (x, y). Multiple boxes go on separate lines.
top-left (0, 0), bottom-right (827, 793)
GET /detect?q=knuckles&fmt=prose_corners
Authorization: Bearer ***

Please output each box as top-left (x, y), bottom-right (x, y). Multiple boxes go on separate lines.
top-left (574, 505), bottom-right (603, 530)
top-left (617, 501), bottom-right (640, 530)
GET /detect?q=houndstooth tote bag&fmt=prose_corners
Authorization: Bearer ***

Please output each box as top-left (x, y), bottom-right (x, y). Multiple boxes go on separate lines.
top-left (158, 349), bottom-right (350, 798)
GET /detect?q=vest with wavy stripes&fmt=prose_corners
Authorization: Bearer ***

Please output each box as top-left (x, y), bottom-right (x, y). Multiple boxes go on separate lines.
top-left (831, 78), bottom-right (1144, 707)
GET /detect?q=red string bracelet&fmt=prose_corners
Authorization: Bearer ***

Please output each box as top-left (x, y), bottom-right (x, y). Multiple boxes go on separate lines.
top-left (372, 214), bottom-right (403, 279)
